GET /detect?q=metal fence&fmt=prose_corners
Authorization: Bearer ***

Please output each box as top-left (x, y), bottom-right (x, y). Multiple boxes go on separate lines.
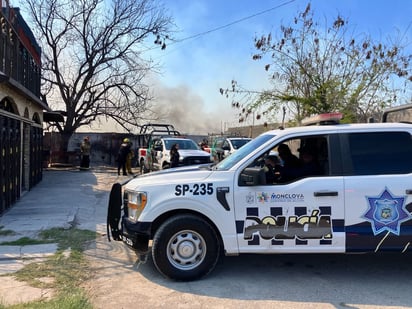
top-left (0, 114), bottom-right (20, 215)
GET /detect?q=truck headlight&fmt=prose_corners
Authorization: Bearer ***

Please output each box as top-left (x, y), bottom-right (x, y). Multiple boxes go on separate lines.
top-left (127, 192), bottom-right (147, 222)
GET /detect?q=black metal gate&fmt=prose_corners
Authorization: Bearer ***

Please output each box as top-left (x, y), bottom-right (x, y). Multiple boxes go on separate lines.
top-left (0, 114), bottom-right (21, 215)
top-left (30, 126), bottom-right (42, 189)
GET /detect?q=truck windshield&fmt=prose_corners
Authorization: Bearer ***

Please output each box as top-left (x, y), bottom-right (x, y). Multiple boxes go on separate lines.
top-left (214, 134), bottom-right (275, 170)
top-left (231, 139), bottom-right (252, 149)
top-left (164, 139), bottom-right (199, 150)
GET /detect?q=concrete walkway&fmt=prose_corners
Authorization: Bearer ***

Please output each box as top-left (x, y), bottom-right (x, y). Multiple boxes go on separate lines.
top-left (0, 166), bottom-right (126, 306)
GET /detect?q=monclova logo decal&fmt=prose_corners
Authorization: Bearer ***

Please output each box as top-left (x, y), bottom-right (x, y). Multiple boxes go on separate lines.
top-left (271, 193), bottom-right (304, 202)
top-left (363, 187), bottom-right (411, 236)
top-left (256, 192), bottom-right (270, 203)
top-left (253, 192), bottom-right (305, 204)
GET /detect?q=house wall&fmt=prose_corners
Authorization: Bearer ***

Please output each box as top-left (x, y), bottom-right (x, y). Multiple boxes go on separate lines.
top-left (0, 5), bottom-right (44, 215)
top-left (0, 87), bottom-right (43, 215)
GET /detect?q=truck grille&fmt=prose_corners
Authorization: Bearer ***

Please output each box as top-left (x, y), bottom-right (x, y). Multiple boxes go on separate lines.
top-left (182, 156), bottom-right (211, 165)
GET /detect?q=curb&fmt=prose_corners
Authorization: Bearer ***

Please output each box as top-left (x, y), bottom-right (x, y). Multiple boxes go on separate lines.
top-left (0, 243), bottom-right (58, 274)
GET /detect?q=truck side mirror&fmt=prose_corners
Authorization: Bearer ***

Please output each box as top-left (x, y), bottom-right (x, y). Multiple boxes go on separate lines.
top-left (238, 167), bottom-right (266, 186)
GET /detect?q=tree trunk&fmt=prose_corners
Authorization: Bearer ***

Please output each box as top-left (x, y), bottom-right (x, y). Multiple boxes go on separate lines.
top-left (59, 132), bottom-right (73, 164)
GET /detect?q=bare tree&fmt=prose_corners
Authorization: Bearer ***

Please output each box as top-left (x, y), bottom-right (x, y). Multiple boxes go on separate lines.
top-left (222, 3), bottom-right (412, 125)
top-left (24, 0), bottom-right (172, 156)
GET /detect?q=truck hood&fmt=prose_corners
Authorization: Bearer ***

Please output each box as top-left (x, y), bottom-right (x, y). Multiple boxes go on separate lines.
top-left (125, 164), bottom-right (214, 187)
top-left (179, 149), bottom-right (211, 157)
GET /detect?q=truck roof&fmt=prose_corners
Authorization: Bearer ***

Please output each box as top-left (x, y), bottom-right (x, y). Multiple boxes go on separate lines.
top-left (227, 137), bottom-right (252, 140)
top-left (262, 122), bottom-right (412, 137)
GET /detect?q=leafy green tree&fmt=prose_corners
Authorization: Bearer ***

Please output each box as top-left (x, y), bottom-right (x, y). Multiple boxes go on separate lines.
top-left (222, 3), bottom-right (412, 125)
top-left (24, 0), bottom-right (172, 158)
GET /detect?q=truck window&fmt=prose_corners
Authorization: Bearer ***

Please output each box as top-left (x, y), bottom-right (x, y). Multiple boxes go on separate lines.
top-left (238, 134), bottom-right (329, 185)
top-left (347, 132), bottom-right (412, 175)
top-left (231, 138), bottom-right (251, 149)
top-left (164, 139), bottom-right (198, 150)
top-left (222, 140), bottom-right (230, 150)
top-left (214, 138), bottom-right (224, 148)
top-left (215, 134), bottom-right (275, 170)
top-left (273, 135), bottom-right (329, 183)
top-left (153, 140), bottom-right (163, 151)
top-left (180, 139), bottom-right (198, 150)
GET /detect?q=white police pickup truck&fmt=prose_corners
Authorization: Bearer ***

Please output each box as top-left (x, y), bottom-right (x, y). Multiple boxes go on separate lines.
top-left (108, 105), bottom-right (412, 281)
top-left (145, 136), bottom-right (211, 170)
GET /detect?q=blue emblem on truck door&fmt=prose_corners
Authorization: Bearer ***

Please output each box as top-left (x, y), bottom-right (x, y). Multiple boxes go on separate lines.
top-left (363, 187), bottom-right (411, 236)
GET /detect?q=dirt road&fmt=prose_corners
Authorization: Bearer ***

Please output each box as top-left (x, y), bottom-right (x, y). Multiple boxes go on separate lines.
top-left (83, 235), bottom-right (412, 309)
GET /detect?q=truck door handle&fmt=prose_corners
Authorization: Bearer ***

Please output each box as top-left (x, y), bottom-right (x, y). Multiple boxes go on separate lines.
top-left (314, 191), bottom-right (338, 197)
top-left (406, 189), bottom-right (412, 194)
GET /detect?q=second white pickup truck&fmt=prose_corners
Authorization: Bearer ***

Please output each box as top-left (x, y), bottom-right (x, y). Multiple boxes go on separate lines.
top-left (143, 136), bottom-right (211, 171)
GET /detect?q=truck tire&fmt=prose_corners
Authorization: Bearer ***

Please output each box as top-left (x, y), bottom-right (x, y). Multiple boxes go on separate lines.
top-left (152, 214), bottom-right (220, 281)
top-left (163, 163), bottom-right (170, 169)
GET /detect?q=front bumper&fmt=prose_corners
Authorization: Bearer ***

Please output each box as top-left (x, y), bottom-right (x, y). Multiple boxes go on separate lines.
top-left (107, 182), bottom-right (152, 255)
top-left (121, 219), bottom-right (152, 254)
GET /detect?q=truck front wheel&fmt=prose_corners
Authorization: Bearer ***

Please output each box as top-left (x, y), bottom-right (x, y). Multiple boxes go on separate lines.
top-left (152, 214), bottom-right (220, 281)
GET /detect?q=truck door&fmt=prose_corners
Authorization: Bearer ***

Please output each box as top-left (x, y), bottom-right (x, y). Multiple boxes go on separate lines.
top-left (342, 131), bottom-right (412, 252)
top-left (234, 134), bottom-right (345, 254)
top-left (221, 139), bottom-right (231, 159)
top-left (151, 139), bottom-right (163, 170)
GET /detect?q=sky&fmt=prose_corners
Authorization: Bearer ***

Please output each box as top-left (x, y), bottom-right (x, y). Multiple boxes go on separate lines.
top-left (143, 0), bottom-right (412, 134)
top-left (12, 0), bottom-right (412, 134)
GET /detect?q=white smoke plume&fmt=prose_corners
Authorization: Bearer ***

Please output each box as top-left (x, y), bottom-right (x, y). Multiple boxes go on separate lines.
top-left (151, 83), bottom-right (235, 135)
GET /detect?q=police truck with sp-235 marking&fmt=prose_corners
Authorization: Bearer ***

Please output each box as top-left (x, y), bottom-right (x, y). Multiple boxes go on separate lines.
top-left (108, 104), bottom-right (412, 281)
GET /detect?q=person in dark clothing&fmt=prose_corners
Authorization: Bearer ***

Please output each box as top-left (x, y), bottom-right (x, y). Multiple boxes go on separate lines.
top-left (170, 143), bottom-right (180, 168)
top-left (298, 146), bottom-right (323, 177)
top-left (278, 146), bottom-right (322, 181)
top-left (277, 143), bottom-right (300, 169)
top-left (117, 138), bottom-right (131, 175)
top-left (80, 136), bottom-right (91, 169)
top-left (264, 155), bottom-right (280, 184)
top-left (276, 143), bottom-right (301, 182)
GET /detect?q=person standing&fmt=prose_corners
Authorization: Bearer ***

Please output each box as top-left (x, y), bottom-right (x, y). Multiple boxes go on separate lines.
top-left (170, 143), bottom-right (180, 168)
top-left (126, 142), bottom-right (134, 175)
top-left (117, 138), bottom-right (131, 176)
top-left (80, 136), bottom-right (91, 169)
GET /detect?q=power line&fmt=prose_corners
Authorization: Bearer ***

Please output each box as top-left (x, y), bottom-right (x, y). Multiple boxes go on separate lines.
top-left (144, 0), bottom-right (296, 54)
top-left (171, 0), bottom-right (296, 45)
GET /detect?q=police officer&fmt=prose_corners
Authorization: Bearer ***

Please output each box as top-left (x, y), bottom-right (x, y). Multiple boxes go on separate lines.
top-left (117, 138), bottom-right (131, 176)
top-left (80, 136), bottom-right (91, 169)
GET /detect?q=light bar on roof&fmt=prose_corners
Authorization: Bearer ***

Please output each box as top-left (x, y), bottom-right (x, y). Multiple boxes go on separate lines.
top-left (301, 112), bottom-right (343, 126)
